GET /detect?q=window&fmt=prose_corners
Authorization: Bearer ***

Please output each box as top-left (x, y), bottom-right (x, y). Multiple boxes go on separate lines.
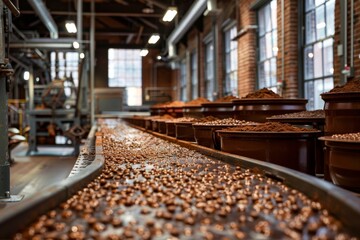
top-left (224, 25), bottom-right (238, 96)
top-left (191, 51), bottom-right (198, 99)
top-left (180, 59), bottom-right (187, 102)
top-left (108, 49), bottom-right (142, 106)
top-left (205, 41), bottom-right (215, 101)
top-left (50, 52), bottom-right (79, 86)
top-left (257, 0), bottom-right (278, 92)
top-left (304, 0), bottom-right (334, 110)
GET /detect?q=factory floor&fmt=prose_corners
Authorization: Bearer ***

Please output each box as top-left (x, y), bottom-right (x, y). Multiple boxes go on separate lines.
top-left (0, 142), bottom-right (77, 212)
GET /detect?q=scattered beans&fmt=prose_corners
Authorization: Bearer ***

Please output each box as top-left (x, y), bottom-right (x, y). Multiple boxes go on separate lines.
top-left (268, 110), bottom-right (325, 119)
top-left (223, 122), bottom-right (318, 132)
top-left (242, 88), bottom-right (281, 99)
top-left (331, 132), bottom-right (360, 141)
top-left (328, 79), bottom-right (360, 93)
top-left (13, 120), bottom-right (354, 239)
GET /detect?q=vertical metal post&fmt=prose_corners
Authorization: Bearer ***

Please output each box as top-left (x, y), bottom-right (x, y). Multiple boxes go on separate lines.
top-left (340, 0), bottom-right (347, 84)
top-left (212, 15), bottom-right (218, 100)
top-left (0, 2), bottom-right (23, 202)
top-left (90, 0), bottom-right (95, 125)
top-left (0, 0), bottom-right (10, 199)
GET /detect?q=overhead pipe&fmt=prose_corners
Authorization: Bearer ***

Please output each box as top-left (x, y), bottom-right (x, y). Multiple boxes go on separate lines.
top-left (167, 0), bottom-right (207, 59)
top-left (27, 0), bottom-right (58, 39)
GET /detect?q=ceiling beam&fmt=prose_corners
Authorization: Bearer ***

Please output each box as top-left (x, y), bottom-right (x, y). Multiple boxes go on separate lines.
top-left (126, 34), bottom-right (134, 44)
top-left (136, 26), bottom-right (144, 44)
top-left (20, 10), bottom-right (162, 17)
top-left (138, 17), bottom-right (158, 30)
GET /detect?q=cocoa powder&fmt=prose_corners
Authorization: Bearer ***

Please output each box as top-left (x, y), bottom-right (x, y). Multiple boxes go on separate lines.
top-left (328, 79), bottom-right (360, 93)
top-left (214, 95), bottom-right (239, 103)
top-left (184, 97), bottom-right (211, 106)
top-left (224, 122), bottom-right (317, 132)
top-left (243, 88), bottom-right (282, 99)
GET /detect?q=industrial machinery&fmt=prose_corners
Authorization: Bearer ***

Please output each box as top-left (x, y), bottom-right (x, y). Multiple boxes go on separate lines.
top-left (26, 61), bottom-right (89, 156)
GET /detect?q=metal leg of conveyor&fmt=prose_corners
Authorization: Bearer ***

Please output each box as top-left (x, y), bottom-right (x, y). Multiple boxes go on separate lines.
top-left (0, 1), bottom-right (23, 202)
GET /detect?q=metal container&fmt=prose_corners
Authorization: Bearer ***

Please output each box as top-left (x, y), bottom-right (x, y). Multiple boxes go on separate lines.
top-left (217, 130), bottom-right (320, 175)
top-left (166, 121), bottom-right (176, 137)
top-left (319, 136), bottom-right (360, 192)
top-left (233, 98), bottom-right (307, 122)
top-left (321, 92), bottom-right (360, 136)
top-left (175, 122), bottom-right (195, 141)
top-left (201, 102), bottom-right (234, 119)
top-left (193, 124), bottom-right (233, 149)
top-left (182, 105), bottom-right (203, 118)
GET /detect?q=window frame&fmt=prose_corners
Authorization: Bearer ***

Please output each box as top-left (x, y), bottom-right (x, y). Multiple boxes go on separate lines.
top-left (223, 22), bottom-right (238, 97)
top-left (204, 34), bottom-right (215, 101)
top-left (107, 48), bottom-right (142, 106)
top-left (256, 0), bottom-right (278, 93)
top-left (302, 0), bottom-right (335, 110)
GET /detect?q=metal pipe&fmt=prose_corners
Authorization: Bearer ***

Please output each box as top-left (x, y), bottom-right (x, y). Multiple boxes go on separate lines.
top-left (350, 0), bottom-right (354, 67)
top-left (281, 0), bottom-right (284, 95)
top-left (77, 0), bottom-right (83, 52)
top-left (167, 0), bottom-right (207, 58)
top-left (2, 0), bottom-right (20, 17)
top-left (0, 0), bottom-right (10, 199)
top-left (27, 0), bottom-right (58, 38)
top-left (90, 0), bottom-right (95, 125)
top-left (20, 10), bottom-right (162, 18)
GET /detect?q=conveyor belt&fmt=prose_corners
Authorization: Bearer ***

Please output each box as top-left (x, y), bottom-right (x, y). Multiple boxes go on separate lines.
top-left (1, 120), bottom-right (360, 239)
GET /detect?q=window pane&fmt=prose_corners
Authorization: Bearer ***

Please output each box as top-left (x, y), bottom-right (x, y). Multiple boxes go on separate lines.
top-left (264, 5), bottom-right (272, 32)
top-left (257, 0), bottom-right (277, 91)
top-left (304, 80), bottom-right (315, 109)
top-left (107, 49), bottom-right (142, 106)
top-left (306, 0), bottom-right (315, 11)
top-left (314, 42), bottom-right (323, 78)
top-left (306, 11), bottom-right (316, 44)
top-left (313, 79), bottom-right (324, 109)
top-left (323, 38), bottom-right (333, 75)
top-left (271, 0), bottom-right (277, 29)
top-left (259, 37), bottom-right (266, 61)
top-left (316, 5), bottom-right (326, 40)
top-left (326, 0), bottom-right (335, 36)
top-left (304, 45), bottom-right (314, 80)
top-left (265, 32), bottom-right (273, 58)
top-left (315, 0), bottom-right (325, 6)
top-left (224, 26), bottom-right (238, 96)
top-left (258, 7), bottom-right (265, 36)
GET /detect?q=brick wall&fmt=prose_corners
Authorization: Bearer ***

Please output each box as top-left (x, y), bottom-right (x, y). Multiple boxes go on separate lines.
top-left (334, 0), bottom-right (360, 86)
top-left (237, 0), bottom-right (257, 97)
top-left (170, 0), bottom-right (360, 101)
top-left (278, 0), bottom-right (299, 98)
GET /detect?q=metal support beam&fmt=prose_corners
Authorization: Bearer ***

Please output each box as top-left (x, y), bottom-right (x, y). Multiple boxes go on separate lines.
top-left (0, 1), bottom-right (23, 202)
top-left (27, 0), bottom-right (58, 38)
top-left (90, 0), bottom-right (95, 125)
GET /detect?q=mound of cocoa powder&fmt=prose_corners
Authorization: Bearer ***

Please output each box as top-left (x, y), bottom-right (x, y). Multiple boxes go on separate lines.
top-left (243, 88), bottom-right (282, 99)
top-left (184, 97), bottom-right (211, 106)
top-left (213, 95), bottom-right (239, 103)
top-left (164, 101), bottom-right (184, 107)
top-left (224, 122), bottom-right (317, 132)
top-left (328, 79), bottom-right (360, 93)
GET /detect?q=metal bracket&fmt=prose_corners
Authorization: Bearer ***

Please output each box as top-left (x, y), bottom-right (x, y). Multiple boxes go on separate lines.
top-left (0, 58), bottom-right (13, 76)
top-left (0, 194), bottom-right (24, 202)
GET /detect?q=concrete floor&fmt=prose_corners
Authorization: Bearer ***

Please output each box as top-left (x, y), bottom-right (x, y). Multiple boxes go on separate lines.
top-left (0, 142), bottom-right (77, 210)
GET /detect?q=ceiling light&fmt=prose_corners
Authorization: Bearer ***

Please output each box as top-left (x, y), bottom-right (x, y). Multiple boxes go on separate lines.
top-left (65, 21), bottom-right (77, 33)
top-left (79, 52), bottom-right (85, 59)
top-left (140, 49), bottom-right (149, 57)
top-left (148, 34), bottom-right (160, 44)
top-left (157, 55), bottom-right (162, 60)
top-left (73, 41), bottom-right (80, 49)
top-left (23, 71), bottom-right (30, 81)
top-left (162, 7), bottom-right (177, 22)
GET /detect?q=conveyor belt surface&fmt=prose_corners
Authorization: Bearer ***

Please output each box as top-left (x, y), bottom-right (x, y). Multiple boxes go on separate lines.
top-left (10, 120), bottom-right (360, 239)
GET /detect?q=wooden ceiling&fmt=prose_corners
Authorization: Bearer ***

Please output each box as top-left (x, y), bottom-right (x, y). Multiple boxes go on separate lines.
top-left (12, 0), bottom-right (193, 50)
